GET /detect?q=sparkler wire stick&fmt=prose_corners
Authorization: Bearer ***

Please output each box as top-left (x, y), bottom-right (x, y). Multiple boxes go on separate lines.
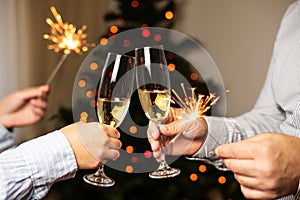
top-left (46, 53), bottom-right (68, 84)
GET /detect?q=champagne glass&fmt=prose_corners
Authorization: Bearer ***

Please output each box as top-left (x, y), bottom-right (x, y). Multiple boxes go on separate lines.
top-left (83, 52), bottom-right (135, 187)
top-left (135, 45), bottom-right (180, 179)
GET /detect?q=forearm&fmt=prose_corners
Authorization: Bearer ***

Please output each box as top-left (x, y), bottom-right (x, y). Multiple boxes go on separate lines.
top-left (0, 131), bottom-right (77, 199)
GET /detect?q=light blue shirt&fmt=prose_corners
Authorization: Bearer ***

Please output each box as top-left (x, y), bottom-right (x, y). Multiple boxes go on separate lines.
top-left (0, 131), bottom-right (77, 199)
top-left (190, 1), bottom-right (300, 199)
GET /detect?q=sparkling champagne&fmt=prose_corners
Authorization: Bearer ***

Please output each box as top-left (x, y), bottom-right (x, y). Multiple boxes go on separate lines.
top-left (138, 89), bottom-right (171, 122)
top-left (97, 98), bottom-right (130, 128)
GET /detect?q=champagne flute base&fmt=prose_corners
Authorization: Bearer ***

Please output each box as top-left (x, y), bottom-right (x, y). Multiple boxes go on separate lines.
top-left (83, 173), bottom-right (115, 187)
top-left (149, 160), bottom-right (180, 179)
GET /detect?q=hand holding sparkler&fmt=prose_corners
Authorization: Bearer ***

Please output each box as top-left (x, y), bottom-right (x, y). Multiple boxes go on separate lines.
top-left (147, 83), bottom-right (219, 159)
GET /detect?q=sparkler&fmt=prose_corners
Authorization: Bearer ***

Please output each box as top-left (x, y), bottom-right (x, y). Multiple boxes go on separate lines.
top-left (169, 83), bottom-right (220, 143)
top-left (43, 6), bottom-right (95, 84)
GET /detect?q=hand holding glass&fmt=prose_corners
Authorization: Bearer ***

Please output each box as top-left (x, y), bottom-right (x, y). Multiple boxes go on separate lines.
top-left (83, 52), bottom-right (135, 187)
top-left (135, 45), bottom-right (180, 179)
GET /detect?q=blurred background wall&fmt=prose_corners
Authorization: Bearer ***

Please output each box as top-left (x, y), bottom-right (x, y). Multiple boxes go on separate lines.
top-left (0, 0), bottom-right (294, 143)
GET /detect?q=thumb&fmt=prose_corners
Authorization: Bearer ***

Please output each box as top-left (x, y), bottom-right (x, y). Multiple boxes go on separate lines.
top-left (158, 119), bottom-right (184, 136)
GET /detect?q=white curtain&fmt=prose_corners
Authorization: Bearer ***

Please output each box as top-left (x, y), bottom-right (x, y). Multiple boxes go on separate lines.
top-left (0, 0), bottom-right (20, 98)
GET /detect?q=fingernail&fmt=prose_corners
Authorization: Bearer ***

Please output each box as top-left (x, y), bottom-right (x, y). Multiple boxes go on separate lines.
top-left (158, 125), bottom-right (169, 132)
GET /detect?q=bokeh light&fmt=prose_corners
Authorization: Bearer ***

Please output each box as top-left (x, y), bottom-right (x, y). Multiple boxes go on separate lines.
top-left (129, 125), bottom-right (137, 134)
top-left (154, 34), bottom-right (162, 42)
top-left (144, 150), bottom-right (152, 158)
top-left (90, 100), bottom-right (96, 107)
top-left (131, 0), bottom-right (139, 8)
top-left (123, 39), bottom-right (130, 47)
top-left (190, 72), bottom-right (198, 81)
top-left (168, 63), bottom-right (176, 71)
top-left (218, 176), bottom-right (226, 184)
top-left (165, 11), bottom-right (174, 20)
top-left (126, 165), bottom-right (134, 173)
top-left (190, 173), bottom-right (198, 182)
top-left (131, 157), bottom-right (138, 163)
top-left (126, 146), bottom-right (134, 153)
top-left (78, 80), bottom-right (86, 88)
top-left (89, 62), bottom-right (98, 70)
top-left (142, 29), bottom-right (151, 38)
top-left (110, 25), bottom-right (118, 34)
top-left (100, 37), bottom-right (108, 46)
top-left (198, 164), bottom-right (207, 173)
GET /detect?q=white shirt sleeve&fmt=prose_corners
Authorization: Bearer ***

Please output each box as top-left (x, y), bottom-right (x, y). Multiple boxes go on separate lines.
top-left (0, 124), bottom-right (15, 152)
top-left (0, 130), bottom-right (78, 200)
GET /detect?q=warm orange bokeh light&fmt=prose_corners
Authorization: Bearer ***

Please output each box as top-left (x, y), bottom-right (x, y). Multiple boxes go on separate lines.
top-left (190, 72), bottom-right (198, 81)
top-left (100, 37), bottom-right (108, 46)
top-left (129, 126), bottom-right (137, 134)
top-left (198, 164), bottom-right (207, 173)
top-left (78, 80), bottom-right (86, 88)
top-left (126, 146), bottom-right (134, 153)
top-left (90, 62), bottom-right (98, 70)
top-left (165, 11), bottom-right (174, 20)
top-left (218, 176), bottom-right (226, 184)
top-left (126, 165), bottom-right (134, 173)
top-left (190, 173), bottom-right (198, 182)
top-left (86, 90), bottom-right (93, 99)
top-left (110, 25), bottom-right (118, 34)
top-left (131, 0), bottom-right (139, 8)
top-left (168, 63), bottom-right (176, 71)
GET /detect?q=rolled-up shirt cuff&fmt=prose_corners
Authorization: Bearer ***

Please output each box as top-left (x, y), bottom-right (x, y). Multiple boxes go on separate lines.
top-left (186, 116), bottom-right (228, 170)
top-left (18, 130), bottom-right (78, 199)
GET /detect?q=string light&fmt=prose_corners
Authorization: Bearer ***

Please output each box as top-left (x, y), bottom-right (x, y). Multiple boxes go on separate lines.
top-left (78, 80), bottom-right (86, 87)
top-left (190, 173), bottom-right (198, 182)
top-left (190, 72), bottom-right (198, 81)
top-left (131, 0), bottom-right (139, 8)
top-left (218, 176), bottom-right (226, 184)
top-left (144, 150), bottom-right (152, 158)
top-left (142, 29), bottom-right (151, 38)
top-left (198, 164), bottom-right (207, 173)
top-left (100, 37), bottom-right (108, 46)
top-left (126, 165), bottom-right (134, 173)
top-left (126, 146), bottom-right (134, 153)
top-left (165, 11), bottom-right (174, 20)
top-left (110, 25), bottom-right (118, 34)
top-left (89, 62), bottom-right (98, 70)
top-left (85, 90), bottom-right (93, 99)
top-left (154, 34), bottom-right (162, 42)
top-left (168, 63), bottom-right (176, 71)
top-left (129, 126), bottom-right (137, 134)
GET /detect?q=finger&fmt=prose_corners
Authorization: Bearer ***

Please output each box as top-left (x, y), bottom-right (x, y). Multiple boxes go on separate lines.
top-left (147, 121), bottom-right (160, 140)
top-left (105, 149), bottom-right (120, 161)
top-left (31, 99), bottom-right (48, 110)
top-left (152, 150), bottom-right (162, 162)
top-left (215, 141), bottom-right (256, 159)
top-left (101, 125), bottom-right (120, 139)
top-left (234, 173), bottom-right (259, 189)
top-left (240, 185), bottom-right (275, 200)
top-left (18, 86), bottom-right (47, 100)
top-left (222, 158), bottom-right (256, 176)
top-left (158, 120), bottom-right (183, 136)
top-left (148, 136), bottom-right (161, 151)
top-left (108, 138), bottom-right (122, 149)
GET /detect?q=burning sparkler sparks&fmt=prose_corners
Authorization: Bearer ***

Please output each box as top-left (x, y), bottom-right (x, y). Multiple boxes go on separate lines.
top-left (43, 6), bottom-right (95, 84)
top-left (170, 83), bottom-right (220, 143)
